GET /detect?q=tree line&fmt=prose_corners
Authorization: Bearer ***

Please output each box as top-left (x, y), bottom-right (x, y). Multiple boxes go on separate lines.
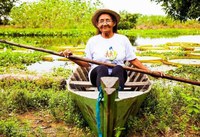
top-left (0, 0), bottom-right (199, 29)
top-left (151, 0), bottom-right (200, 21)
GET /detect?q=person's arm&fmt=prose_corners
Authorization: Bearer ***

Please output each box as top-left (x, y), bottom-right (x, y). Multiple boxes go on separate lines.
top-left (129, 58), bottom-right (150, 71)
top-left (60, 49), bottom-right (90, 67)
top-left (70, 58), bottom-right (90, 67)
top-left (129, 58), bottom-right (165, 77)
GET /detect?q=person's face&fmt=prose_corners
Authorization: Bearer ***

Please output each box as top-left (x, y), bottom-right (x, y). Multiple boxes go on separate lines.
top-left (96, 13), bottom-right (116, 33)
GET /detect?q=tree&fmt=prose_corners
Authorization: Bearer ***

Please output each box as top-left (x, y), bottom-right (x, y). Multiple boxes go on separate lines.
top-left (0, 0), bottom-right (18, 25)
top-left (118, 11), bottom-right (140, 29)
top-left (151, 0), bottom-right (200, 21)
top-left (9, 0), bottom-right (101, 29)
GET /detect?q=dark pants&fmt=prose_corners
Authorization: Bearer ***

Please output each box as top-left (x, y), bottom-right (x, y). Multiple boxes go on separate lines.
top-left (90, 65), bottom-right (127, 90)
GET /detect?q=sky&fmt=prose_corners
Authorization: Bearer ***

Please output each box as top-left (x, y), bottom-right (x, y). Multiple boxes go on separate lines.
top-left (100, 0), bottom-right (165, 15)
top-left (19, 0), bottom-right (166, 16)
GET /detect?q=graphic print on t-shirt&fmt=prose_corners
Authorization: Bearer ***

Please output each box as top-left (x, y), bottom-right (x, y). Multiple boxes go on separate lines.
top-left (105, 46), bottom-right (117, 61)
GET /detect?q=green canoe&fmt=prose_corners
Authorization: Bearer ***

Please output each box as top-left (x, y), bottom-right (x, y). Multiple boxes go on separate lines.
top-left (67, 65), bottom-right (152, 137)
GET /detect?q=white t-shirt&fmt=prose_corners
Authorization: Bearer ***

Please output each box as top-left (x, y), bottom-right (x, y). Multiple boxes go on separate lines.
top-left (85, 33), bottom-right (137, 75)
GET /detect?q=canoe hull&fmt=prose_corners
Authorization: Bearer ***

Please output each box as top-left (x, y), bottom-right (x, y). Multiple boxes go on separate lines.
top-left (69, 89), bottom-right (150, 136)
top-left (67, 66), bottom-right (152, 136)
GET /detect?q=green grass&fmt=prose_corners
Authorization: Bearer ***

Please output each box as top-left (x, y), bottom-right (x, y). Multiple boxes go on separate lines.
top-left (0, 67), bottom-right (91, 136)
top-left (0, 27), bottom-right (200, 38)
top-left (125, 65), bottom-right (200, 136)
top-left (0, 63), bottom-right (199, 137)
top-left (136, 15), bottom-right (200, 29)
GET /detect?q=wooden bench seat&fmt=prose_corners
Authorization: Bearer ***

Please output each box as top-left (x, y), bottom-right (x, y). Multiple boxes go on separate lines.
top-left (69, 81), bottom-right (150, 88)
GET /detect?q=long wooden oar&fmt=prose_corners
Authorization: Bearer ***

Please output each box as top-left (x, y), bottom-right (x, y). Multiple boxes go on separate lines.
top-left (0, 39), bottom-right (200, 86)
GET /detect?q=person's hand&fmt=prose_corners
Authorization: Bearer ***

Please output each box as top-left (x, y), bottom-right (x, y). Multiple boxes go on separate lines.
top-left (151, 71), bottom-right (165, 78)
top-left (59, 49), bottom-right (73, 58)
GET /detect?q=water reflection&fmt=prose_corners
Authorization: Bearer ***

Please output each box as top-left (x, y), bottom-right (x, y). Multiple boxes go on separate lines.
top-left (27, 61), bottom-right (76, 73)
top-left (135, 35), bottom-right (200, 46)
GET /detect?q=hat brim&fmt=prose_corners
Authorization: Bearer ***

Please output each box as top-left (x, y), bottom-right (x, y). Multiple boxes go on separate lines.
top-left (92, 9), bottom-right (120, 28)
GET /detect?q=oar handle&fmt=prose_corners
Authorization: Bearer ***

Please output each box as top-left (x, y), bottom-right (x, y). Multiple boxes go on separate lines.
top-left (0, 39), bottom-right (60, 56)
top-left (0, 39), bottom-right (200, 86)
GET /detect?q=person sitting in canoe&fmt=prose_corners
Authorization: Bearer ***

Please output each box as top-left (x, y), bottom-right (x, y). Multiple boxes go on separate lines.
top-left (60, 9), bottom-right (163, 90)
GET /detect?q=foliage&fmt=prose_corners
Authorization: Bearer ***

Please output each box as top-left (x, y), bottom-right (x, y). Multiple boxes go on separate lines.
top-left (0, 36), bottom-right (88, 51)
top-left (167, 65), bottom-right (200, 81)
top-left (119, 28), bottom-right (200, 38)
top-left (0, 117), bottom-right (30, 137)
top-left (127, 78), bottom-right (200, 136)
top-left (1, 0), bottom-right (200, 29)
top-left (0, 0), bottom-right (18, 25)
top-left (138, 50), bottom-right (186, 60)
top-left (0, 66), bottom-right (90, 136)
top-left (0, 50), bottom-right (43, 70)
top-left (48, 91), bottom-right (86, 127)
top-left (1, 28), bottom-right (200, 39)
top-left (128, 65), bottom-right (200, 136)
top-left (9, 0), bottom-right (101, 29)
top-left (0, 80), bottom-right (62, 113)
top-left (136, 15), bottom-right (175, 28)
top-left (0, 67), bottom-right (72, 112)
top-left (0, 24), bottom-right (200, 136)
top-left (136, 15), bottom-right (200, 29)
top-left (118, 11), bottom-right (140, 29)
top-left (0, 28), bottom-right (95, 37)
top-left (151, 0), bottom-right (200, 21)
top-left (1, 51), bottom-right (199, 136)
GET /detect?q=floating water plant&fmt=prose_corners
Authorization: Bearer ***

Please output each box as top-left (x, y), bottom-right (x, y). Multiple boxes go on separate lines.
top-left (144, 63), bottom-right (177, 72)
top-left (167, 59), bottom-right (200, 66)
top-left (42, 55), bottom-right (68, 62)
top-left (137, 56), bottom-right (163, 63)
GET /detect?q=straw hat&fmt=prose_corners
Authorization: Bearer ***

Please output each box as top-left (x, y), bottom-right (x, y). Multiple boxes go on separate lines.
top-left (92, 9), bottom-right (120, 28)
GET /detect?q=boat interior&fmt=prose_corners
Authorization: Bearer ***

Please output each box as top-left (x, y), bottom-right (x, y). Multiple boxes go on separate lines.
top-left (68, 64), bottom-right (151, 94)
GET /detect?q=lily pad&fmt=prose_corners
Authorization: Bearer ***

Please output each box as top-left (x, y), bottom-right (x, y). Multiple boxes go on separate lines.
top-left (148, 50), bottom-right (182, 53)
top-left (168, 59), bottom-right (200, 66)
top-left (187, 53), bottom-right (200, 57)
top-left (168, 46), bottom-right (182, 50)
top-left (57, 46), bottom-right (85, 51)
top-left (137, 56), bottom-right (162, 63)
top-left (194, 47), bottom-right (200, 51)
top-left (144, 63), bottom-right (177, 72)
top-left (42, 55), bottom-right (68, 61)
top-left (137, 46), bottom-right (166, 51)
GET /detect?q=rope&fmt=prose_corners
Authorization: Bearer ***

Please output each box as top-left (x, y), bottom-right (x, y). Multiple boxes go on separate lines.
top-left (96, 85), bottom-right (120, 136)
top-left (96, 86), bottom-right (103, 137)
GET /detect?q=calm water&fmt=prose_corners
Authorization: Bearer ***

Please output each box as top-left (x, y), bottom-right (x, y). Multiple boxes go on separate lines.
top-left (135, 35), bottom-right (200, 46)
top-left (27, 60), bottom-right (77, 73)
top-left (27, 61), bottom-right (67, 73)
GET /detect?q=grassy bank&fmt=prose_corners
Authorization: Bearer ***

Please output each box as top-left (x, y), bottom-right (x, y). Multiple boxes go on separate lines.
top-left (0, 27), bottom-right (200, 38)
top-left (0, 65), bottom-right (199, 137)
